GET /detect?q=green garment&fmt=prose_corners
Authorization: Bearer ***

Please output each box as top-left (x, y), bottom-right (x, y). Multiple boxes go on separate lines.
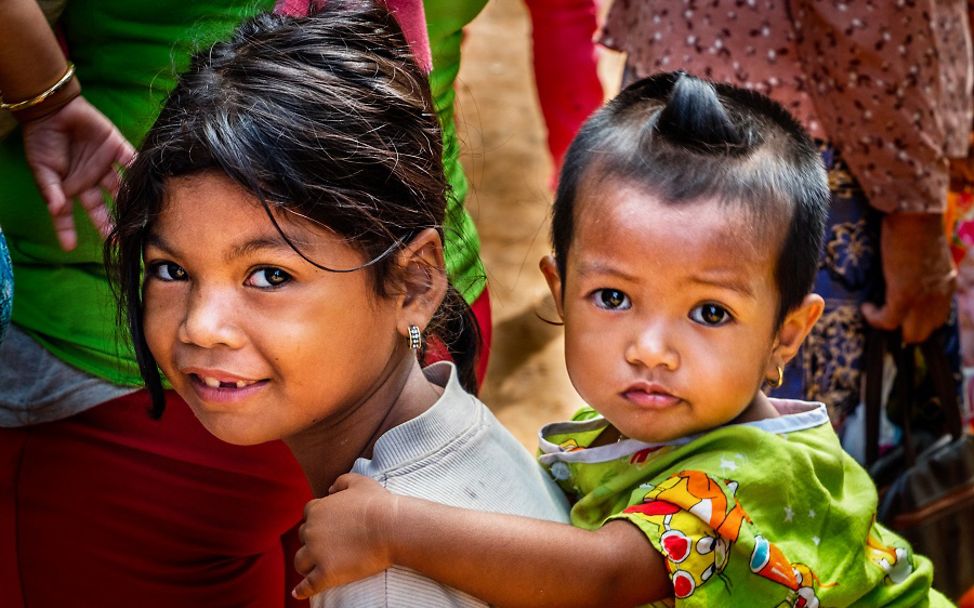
top-left (538, 402), bottom-right (951, 607)
top-left (0, 0), bottom-right (277, 386)
top-left (424, 0), bottom-right (488, 302)
top-left (0, 0), bottom-right (487, 386)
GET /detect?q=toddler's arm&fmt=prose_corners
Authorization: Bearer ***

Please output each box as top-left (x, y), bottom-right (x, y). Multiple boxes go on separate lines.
top-left (292, 473), bottom-right (670, 607)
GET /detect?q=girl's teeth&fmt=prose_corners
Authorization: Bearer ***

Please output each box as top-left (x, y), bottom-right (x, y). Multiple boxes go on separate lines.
top-left (199, 376), bottom-right (255, 389)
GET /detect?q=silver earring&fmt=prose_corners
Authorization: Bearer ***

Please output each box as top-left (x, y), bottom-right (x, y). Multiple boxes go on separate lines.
top-left (407, 325), bottom-right (422, 351)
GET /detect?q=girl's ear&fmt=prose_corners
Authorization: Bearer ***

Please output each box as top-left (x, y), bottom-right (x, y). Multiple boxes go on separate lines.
top-left (539, 254), bottom-right (565, 320)
top-left (395, 228), bottom-right (448, 335)
top-left (768, 293), bottom-right (824, 378)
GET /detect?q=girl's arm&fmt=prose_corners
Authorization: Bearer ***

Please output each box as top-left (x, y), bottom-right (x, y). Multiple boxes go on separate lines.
top-left (292, 473), bottom-right (671, 608)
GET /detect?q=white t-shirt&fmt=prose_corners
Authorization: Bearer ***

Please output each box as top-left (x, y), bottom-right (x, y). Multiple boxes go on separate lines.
top-left (315, 362), bottom-right (570, 607)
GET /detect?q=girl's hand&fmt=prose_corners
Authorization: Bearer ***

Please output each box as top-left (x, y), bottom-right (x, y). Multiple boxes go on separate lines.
top-left (21, 95), bottom-right (136, 251)
top-left (291, 473), bottom-right (398, 600)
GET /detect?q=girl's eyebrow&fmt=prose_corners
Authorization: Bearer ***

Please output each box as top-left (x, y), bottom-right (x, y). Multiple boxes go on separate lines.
top-left (224, 236), bottom-right (301, 262)
top-left (144, 233), bottom-right (174, 255)
top-left (144, 233), bottom-right (301, 262)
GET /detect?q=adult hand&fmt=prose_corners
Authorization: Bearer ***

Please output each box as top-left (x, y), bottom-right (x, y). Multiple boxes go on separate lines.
top-left (291, 473), bottom-right (398, 600)
top-left (861, 212), bottom-right (955, 344)
top-left (20, 95), bottom-right (135, 251)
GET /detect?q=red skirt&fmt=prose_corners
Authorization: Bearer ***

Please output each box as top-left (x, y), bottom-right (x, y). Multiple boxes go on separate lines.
top-left (0, 390), bottom-right (311, 607)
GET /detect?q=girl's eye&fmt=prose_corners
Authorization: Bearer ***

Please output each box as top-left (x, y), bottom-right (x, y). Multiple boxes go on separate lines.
top-left (592, 289), bottom-right (631, 310)
top-left (149, 262), bottom-right (187, 282)
top-left (246, 267), bottom-right (291, 288)
top-left (690, 303), bottom-right (732, 326)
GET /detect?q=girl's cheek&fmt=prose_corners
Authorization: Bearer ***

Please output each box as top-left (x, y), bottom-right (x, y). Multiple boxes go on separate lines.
top-left (142, 288), bottom-right (180, 349)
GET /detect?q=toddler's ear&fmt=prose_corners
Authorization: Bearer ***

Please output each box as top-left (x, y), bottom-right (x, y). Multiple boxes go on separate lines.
top-left (539, 255), bottom-right (565, 320)
top-left (772, 293), bottom-right (824, 367)
top-left (395, 228), bottom-right (447, 333)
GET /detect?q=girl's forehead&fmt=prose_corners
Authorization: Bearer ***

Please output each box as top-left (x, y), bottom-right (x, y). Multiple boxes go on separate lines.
top-left (154, 174), bottom-right (314, 239)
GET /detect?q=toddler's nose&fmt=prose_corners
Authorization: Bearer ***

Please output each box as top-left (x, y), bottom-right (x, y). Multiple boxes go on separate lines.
top-left (625, 321), bottom-right (679, 371)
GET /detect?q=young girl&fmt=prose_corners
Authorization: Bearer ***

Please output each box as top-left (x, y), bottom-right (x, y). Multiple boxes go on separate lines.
top-left (106, 4), bottom-right (569, 606)
top-left (291, 73), bottom-right (950, 606)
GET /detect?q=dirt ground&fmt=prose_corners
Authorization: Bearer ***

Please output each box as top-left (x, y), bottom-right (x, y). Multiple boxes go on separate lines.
top-left (454, 0), bottom-right (622, 448)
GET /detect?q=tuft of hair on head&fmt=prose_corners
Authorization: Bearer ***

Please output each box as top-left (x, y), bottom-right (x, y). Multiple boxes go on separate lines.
top-left (551, 71), bottom-right (829, 328)
top-left (654, 72), bottom-right (750, 154)
top-left (105, 0), bottom-right (482, 416)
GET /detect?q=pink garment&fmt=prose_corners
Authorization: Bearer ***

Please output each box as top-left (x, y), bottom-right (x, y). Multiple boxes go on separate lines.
top-left (275, 0), bottom-right (432, 72)
top-left (603, 0), bottom-right (974, 214)
top-left (524, 0), bottom-right (604, 182)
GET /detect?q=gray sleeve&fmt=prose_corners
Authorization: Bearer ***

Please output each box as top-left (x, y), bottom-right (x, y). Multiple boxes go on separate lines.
top-left (316, 567), bottom-right (488, 608)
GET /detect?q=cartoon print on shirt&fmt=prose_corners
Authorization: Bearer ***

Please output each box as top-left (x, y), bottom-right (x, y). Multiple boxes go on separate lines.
top-left (865, 520), bottom-right (915, 584)
top-left (752, 536), bottom-right (827, 607)
top-left (623, 470), bottom-right (749, 598)
top-left (623, 470), bottom-right (828, 604)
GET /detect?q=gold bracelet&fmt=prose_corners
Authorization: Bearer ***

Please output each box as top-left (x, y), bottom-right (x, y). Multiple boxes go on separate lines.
top-left (0, 63), bottom-right (76, 112)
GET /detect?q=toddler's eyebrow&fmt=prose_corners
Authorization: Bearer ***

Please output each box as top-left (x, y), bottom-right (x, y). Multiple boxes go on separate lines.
top-left (576, 260), bottom-right (640, 283)
top-left (688, 275), bottom-right (756, 298)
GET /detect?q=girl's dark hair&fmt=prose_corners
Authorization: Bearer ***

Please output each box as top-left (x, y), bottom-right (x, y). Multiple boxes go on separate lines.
top-left (106, 1), bottom-right (480, 416)
top-left (553, 71), bottom-right (829, 326)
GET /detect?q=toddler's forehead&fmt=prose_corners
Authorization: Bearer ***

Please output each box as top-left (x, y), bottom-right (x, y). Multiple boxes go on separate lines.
top-left (566, 184), bottom-right (786, 301)
top-left (578, 180), bottom-right (782, 246)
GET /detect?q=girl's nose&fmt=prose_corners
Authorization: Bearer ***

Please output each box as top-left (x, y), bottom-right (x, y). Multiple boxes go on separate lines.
top-left (177, 288), bottom-right (246, 349)
top-left (625, 321), bottom-right (679, 371)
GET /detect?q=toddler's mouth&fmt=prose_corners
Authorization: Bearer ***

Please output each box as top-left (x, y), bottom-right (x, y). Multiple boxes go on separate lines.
top-left (622, 382), bottom-right (682, 409)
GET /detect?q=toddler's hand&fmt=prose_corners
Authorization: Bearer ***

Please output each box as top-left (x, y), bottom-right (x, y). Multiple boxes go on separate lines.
top-left (291, 473), bottom-right (399, 600)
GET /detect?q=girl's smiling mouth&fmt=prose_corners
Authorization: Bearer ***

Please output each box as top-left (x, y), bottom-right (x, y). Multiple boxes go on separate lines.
top-left (621, 382), bottom-right (682, 409)
top-left (183, 369), bottom-right (270, 403)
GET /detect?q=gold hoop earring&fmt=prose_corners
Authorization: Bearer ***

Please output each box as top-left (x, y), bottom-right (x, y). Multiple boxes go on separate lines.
top-left (769, 365), bottom-right (784, 389)
top-left (407, 324), bottom-right (422, 351)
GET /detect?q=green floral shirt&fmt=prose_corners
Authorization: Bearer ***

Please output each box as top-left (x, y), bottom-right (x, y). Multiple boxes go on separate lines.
top-left (538, 400), bottom-right (951, 607)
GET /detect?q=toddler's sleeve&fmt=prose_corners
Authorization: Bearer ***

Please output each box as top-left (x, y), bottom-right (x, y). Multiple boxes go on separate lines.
top-left (606, 470), bottom-right (820, 607)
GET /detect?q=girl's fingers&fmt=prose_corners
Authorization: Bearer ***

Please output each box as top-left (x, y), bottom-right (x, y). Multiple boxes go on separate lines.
top-left (291, 567), bottom-right (323, 600)
top-left (328, 472), bottom-right (359, 494)
top-left (293, 544), bottom-right (314, 575)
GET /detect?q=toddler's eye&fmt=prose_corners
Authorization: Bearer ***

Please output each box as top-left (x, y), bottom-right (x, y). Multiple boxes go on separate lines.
top-left (149, 262), bottom-right (187, 282)
top-left (247, 267), bottom-right (291, 288)
top-left (690, 303), bottom-right (732, 326)
top-left (592, 289), bottom-right (631, 310)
